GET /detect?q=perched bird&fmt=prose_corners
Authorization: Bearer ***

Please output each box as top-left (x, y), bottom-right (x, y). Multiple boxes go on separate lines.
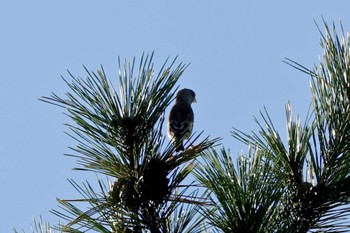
top-left (167, 88), bottom-right (196, 151)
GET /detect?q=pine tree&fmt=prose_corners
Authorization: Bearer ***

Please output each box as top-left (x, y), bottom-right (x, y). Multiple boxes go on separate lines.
top-left (194, 20), bottom-right (350, 232)
top-left (16, 19), bottom-right (350, 232)
top-left (39, 53), bottom-right (219, 232)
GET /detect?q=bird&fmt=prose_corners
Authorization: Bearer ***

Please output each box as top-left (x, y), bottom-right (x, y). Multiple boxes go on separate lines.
top-left (167, 88), bottom-right (196, 152)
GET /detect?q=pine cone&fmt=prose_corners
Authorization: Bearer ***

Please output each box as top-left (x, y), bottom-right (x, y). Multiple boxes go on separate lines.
top-left (140, 158), bottom-right (170, 203)
top-left (110, 177), bottom-right (140, 212)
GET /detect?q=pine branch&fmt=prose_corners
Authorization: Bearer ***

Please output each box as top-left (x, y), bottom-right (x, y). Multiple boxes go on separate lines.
top-left (194, 147), bottom-right (284, 233)
top-left (197, 19), bottom-right (350, 233)
top-left (273, 20), bottom-right (350, 232)
top-left (41, 53), bottom-right (219, 232)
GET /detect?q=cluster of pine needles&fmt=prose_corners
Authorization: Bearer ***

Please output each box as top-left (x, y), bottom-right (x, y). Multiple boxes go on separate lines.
top-left (26, 19), bottom-right (350, 233)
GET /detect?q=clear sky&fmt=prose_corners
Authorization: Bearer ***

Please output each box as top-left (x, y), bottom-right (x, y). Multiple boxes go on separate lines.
top-left (2, 1), bottom-right (350, 232)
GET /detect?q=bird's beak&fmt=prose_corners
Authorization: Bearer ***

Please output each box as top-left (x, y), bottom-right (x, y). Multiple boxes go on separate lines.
top-left (193, 98), bottom-right (197, 103)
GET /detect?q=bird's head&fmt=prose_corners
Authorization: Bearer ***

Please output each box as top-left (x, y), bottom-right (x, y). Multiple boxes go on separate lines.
top-left (176, 88), bottom-right (196, 104)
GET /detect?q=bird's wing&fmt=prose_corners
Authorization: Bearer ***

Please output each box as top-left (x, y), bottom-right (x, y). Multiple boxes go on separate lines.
top-left (167, 103), bottom-right (194, 140)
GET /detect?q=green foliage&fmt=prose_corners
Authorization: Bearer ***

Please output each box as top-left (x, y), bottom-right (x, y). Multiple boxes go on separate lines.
top-left (40, 52), bottom-right (219, 232)
top-left (194, 147), bottom-right (284, 233)
top-left (194, 20), bottom-right (350, 233)
top-left (21, 19), bottom-right (350, 233)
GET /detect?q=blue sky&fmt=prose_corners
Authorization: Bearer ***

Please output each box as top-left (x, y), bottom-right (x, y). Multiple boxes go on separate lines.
top-left (2, 1), bottom-right (350, 232)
